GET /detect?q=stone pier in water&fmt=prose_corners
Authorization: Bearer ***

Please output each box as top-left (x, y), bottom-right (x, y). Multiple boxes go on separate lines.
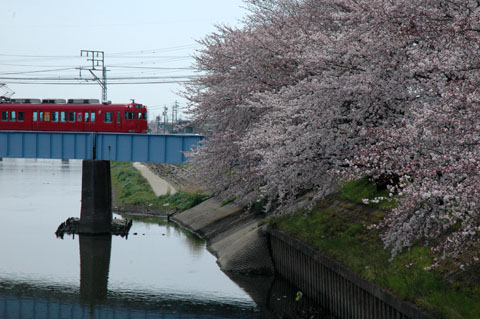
top-left (56, 160), bottom-right (132, 237)
top-left (79, 160), bottom-right (112, 234)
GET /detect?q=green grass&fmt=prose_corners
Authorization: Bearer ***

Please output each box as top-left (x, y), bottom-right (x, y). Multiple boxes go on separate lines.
top-left (221, 196), bottom-right (237, 206)
top-left (338, 176), bottom-right (397, 209)
top-left (111, 161), bottom-right (208, 212)
top-left (270, 178), bottom-right (480, 319)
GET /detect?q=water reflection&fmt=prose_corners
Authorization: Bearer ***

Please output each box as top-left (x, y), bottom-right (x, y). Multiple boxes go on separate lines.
top-left (124, 215), bottom-right (205, 254)
top-left (0, 158), bottom-right (261, 318)
top-left (79, 235), bottom-right (111, 304)
top-left (0, 158), bottom-right (332, 318)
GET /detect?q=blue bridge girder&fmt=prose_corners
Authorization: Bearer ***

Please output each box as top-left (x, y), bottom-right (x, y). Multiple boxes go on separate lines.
top-left (0, 131), bottom-right (203, 164)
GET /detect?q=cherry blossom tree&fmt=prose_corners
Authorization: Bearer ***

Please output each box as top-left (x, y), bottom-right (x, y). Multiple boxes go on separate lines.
top-left (347, 0), bottom-right (480, 262)
top-left (186, 0), bottom-right (480, 261)
top-left (187, 0), bottom-right (413, 203)
top-left (184, 0), bottom-right (328, 201)
top-left (354, 88), bottom-right (480, 263)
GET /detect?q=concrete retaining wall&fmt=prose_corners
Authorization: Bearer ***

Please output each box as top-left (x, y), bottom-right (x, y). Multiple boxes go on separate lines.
top-left (171, 195), bottom-right (433, 318)
top-left (268, 228), bottom-right (432, 319)
top-left (170, 197), bottom-right (274, 275)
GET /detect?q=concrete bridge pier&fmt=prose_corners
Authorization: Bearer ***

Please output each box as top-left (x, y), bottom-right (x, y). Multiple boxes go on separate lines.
top-left (79, 160), bottom-right (112, 234)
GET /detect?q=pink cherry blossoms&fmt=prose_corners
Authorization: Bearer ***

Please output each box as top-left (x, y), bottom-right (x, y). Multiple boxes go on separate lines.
top-left (185, 0), bottom-right (480, 262)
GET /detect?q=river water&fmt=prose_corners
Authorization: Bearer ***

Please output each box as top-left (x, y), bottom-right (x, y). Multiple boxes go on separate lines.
top-left (0, 158), bottom-right (328, 319)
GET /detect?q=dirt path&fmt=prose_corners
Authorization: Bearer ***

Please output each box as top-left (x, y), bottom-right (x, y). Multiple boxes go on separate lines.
top-left (133, 162), bottom-right (177, 196)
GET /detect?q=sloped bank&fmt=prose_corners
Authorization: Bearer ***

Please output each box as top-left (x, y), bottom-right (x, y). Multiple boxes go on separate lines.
top-left (170, 197), bottom-right (275, 275)
top-left (171, 196), bottom-right (433, 319)
top-left (123, 163), bottom-right (433, 318)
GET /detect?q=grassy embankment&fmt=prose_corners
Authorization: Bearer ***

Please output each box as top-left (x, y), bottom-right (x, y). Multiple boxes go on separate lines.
top-left (110, 161), bottom-right (208, 213)
top-left (271, 177), bottom-right (480, 319)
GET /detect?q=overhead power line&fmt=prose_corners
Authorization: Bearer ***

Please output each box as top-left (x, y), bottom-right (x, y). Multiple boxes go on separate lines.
top-left (0, 75), bottom-right (196, 81)
top-left (0, 53), bottom-right (78, 58)
top-left (0, 67), bottom-right (78, 75)
top-left (5, 80), bottom-right (192, 85)
top-left (0, 46), bottom-right (200, 96)
top-left (109, 66), bottom-right (194, 70)
top-left (109, 44), bottom-right (200, 56)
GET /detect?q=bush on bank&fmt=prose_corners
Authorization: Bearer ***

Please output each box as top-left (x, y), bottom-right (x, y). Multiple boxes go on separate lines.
top-left (111, 161), bottom-right (208, 213)
top-left (271, 178), bottom-right (480, 319)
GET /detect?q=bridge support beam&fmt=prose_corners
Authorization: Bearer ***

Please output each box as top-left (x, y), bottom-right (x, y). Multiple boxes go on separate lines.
top-left (79, 160), bottom-right (112, 234)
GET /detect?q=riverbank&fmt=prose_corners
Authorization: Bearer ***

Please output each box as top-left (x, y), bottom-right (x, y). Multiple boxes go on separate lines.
top-left (133, 162), bottom-right (177, 196)
top-left (111, 162), bottom-right (274, 274)
top-left (111, 161), bottom-right (207, 217)
top-left (270, 179), bottom-right (480, 319)
top-left (112, 162), bottom-right (480, 318)
top-left (171, 196), bottom-right (274, 275)
top-left (111, 161), bottom-right (330, 318)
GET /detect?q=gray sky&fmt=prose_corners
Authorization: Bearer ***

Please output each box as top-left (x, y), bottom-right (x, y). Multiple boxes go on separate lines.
top-left (0, 0), bottom-right (247, 119)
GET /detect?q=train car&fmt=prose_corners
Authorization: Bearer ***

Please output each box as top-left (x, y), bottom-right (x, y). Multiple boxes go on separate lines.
top-left (0, 98), bottom-right (148, 133)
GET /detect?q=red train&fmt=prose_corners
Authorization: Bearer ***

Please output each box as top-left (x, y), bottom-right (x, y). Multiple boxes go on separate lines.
top-left (0, 98), bottom-right (148, 133)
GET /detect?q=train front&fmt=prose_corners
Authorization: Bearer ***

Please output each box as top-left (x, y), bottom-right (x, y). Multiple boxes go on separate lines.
top-left (127, 102), bottom-right (148, 133)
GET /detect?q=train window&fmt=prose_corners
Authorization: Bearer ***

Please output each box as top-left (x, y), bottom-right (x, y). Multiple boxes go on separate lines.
top-left (142, 112), bottom-right (147, 120)
top-left (137, 112), bottom-right (142, 120)
top-left (91, 112), bottom-right (95, 123)
top-left (1, 111), bottom-right (8, 121)
top-left (60, 112), bottom-right (67, 122)
top-left (77, 114), bottom-right (82, 122)
top-left (117, 112), bottom-right (120, 123)
top-left (85, 112), bottom-right (89, 122)
top-left (18, 112), bottom-right (24, 122)
top-left (52, 112), bottom-right (59, 122)
top-left (135, 104), bottom-right (142, 109)
top-left (33, 112), bottom-right (37, 122)
top-left (10, 111), bottom-right (16, 122)
top-left (126, 112), bottom-right (134, 120)
top-left (39, 112), bottom-right (43, 121)
top-left (68, 112), bottom-right (75, 122)
top-left (44, 112), bottom-right (51, 122)
top-left (104, 112), bottom-right (113, 123)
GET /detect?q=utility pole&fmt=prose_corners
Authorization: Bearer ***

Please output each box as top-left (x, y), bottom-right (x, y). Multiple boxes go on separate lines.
top-left (155, 115), bottom-right (160, 133)
top-left (172, 100), bottom-right (179, 133)
top-left (174, 100), bottom-right (179, 123)
top-left (163, 106), bottom-right (168, 133)
top-left (171, 104), bottom-right (175, 133)
top-left (80, 50), bottom-right (107, 103)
